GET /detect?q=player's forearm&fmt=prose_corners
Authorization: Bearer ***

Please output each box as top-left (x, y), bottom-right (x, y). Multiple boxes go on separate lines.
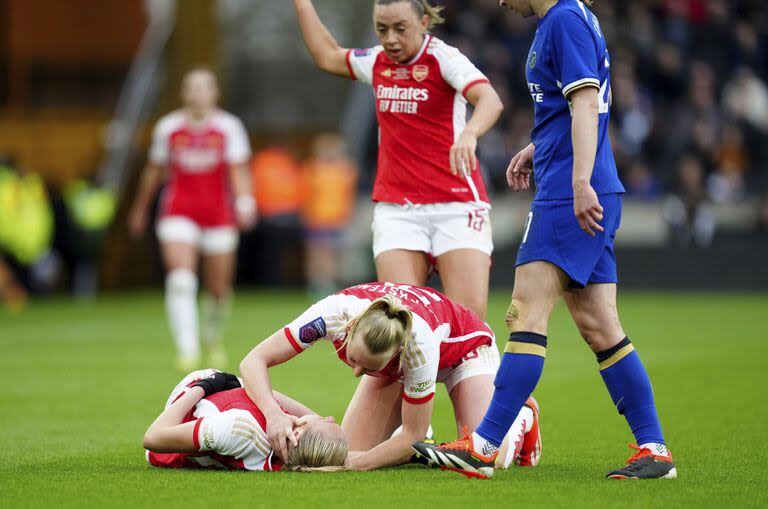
top-left (239, 351), bottom-right (283, 417)
top-left (143, 387), bottom-right (203, 451)
top-left (347, 403), bottom-right (431, 470)
top-left (346, 431), bottom-right (416, 471)
top-left (230, 163), bottom-right (256, 221)
top-left (132, 164), bottom-right (163, 212)
top-left (272, 390), bottom-right (316, 418)
top-left (229, 163), bottom-right (250, 198)
top-left (294, 0), bottom-right (347, 75)
top-left (570, 90), bottom-right (599, 188)
top-left (464, 87), bottom-right (504, 138)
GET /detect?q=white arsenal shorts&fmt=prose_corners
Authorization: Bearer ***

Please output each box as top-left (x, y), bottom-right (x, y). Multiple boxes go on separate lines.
top-left (372, 201), bottom-right (493, 259)
top-left (157, 216), bottom-right (239, 255)
top-left (437, 344), bottom-right (500, 393)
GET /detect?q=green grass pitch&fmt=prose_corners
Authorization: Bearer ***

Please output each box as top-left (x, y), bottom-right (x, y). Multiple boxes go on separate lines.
top-left (1, 291), bottom-right (767, 508)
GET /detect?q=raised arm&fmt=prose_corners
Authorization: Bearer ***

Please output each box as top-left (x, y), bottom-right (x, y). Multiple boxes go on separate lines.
top-left (346, 399), bottom-right (433, 471)
top-left (294, 0), bottom-right (351, 77)
top-left (240, 329), bottom-right (302, 460)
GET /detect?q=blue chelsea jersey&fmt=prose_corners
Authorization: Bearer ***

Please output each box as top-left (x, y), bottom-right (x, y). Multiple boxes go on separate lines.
top-left (525, 0), bottom-right (625, 200)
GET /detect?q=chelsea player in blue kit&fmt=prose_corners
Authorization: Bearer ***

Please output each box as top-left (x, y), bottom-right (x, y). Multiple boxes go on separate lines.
top-left (413, 0), bottom-right (676, 480)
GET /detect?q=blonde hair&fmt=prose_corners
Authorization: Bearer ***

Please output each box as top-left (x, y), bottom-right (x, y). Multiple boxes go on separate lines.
top-left (345, 295), bottom-right (413, 369)
top-left (374, 0), bottom-right (446, 29)
top-left (286, 428), bottom-right (348, 471)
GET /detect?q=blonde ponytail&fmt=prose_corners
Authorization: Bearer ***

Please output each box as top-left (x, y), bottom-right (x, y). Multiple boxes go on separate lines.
top-left (375, 0), bottom-right (446, 29)
top-left (345, 295), bottom-right (413, 368)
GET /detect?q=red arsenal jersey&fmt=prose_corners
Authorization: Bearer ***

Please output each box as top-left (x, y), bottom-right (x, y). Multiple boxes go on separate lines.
top-left (283, 282), bottom-right (495, 405)
top-left (149, 109), bottom-right (251, 227)
top-left (346, 36), bottom-right (490, 205)
top-left (147, 386), bottom-right (282, 472)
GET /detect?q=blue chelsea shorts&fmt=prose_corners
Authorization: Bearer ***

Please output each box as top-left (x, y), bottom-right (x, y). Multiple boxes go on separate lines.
top-left (515, 193), bottom-right (623, 288)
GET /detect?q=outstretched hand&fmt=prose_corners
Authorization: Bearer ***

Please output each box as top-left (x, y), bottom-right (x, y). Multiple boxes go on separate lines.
top-left (507, 143), bottom-right (535, 191)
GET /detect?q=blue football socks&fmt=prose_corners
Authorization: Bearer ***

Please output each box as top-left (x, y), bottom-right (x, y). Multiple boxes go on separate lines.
top-left (597, 337), bottom-right (665, 445)
top-left (476, 331), bottom-right (547, 447)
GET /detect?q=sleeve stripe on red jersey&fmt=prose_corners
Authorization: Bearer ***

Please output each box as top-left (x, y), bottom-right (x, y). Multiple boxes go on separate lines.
top-left (193, 418), bottom-right (204, 451)
top-left (345, 50), bottom-right (357, 81)
top-left (284, 327), bottom-right (303, 354)
top-left (402, 392), bottom-right (436, 405)
top-left (462, 78), bottom-right (490, 98)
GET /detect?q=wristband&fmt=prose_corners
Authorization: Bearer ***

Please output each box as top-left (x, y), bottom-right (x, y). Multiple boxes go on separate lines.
top-left (192, 378), bottom-right (218, 397)
top-left (236, 195), bottom-right (256, 216)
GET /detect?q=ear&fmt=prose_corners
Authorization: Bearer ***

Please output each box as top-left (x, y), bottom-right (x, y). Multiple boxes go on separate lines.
top-left (421, 14), bottom-right (429, 31)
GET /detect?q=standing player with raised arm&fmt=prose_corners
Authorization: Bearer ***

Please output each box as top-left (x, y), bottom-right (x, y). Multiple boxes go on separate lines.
top-left (293, 0), bottom-right (504, 321)
top-left (129, 69), bottom-right (256, 370)
top-left (413, 0), bottom-right (676, 480)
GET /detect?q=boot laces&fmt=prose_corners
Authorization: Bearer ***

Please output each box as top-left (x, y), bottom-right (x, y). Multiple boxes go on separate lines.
top-left (437, 426), bottom-right (473, 453)
top-left (626, 443), bottom-right (653, 464)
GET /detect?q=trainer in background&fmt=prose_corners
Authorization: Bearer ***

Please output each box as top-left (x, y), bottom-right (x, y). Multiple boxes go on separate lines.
top-left (300, 134), bottom-right (358, 298)
top-left (0, 159), bottom-right (56, 298)
top-left (128, 68), bottom-right (255, 371)
top-left (244, 144), bottom-right (304, 287)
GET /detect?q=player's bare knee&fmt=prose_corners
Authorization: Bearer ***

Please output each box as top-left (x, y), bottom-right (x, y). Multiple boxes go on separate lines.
top-left (576, 321), bottom-right (621, 352)
top-left (505, 297), bottom-right (546, 332)
top-left (505, 298), bottom-right (524, 330)
top-left (571, 310), bottom-right (599, 341)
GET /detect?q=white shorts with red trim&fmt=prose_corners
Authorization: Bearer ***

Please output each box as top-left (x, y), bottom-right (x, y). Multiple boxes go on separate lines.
top-left (436, 344), bottom-right (500, 394)
top-left (157, 216), bottom-right (239, 254)
top-left (372, 201), bottom-right (493, 259)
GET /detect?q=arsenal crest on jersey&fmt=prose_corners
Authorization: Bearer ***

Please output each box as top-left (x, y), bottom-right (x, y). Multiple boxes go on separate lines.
top-left (412, 65), bottom-right (429, 82)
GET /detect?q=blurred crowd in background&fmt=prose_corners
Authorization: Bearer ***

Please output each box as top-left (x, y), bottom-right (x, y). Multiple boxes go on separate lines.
top-left (0, 133), bottom-right (358, 307)
top-left (1, 0), bottom-right (767, 308)
top-left (0, 155), bottom-right (116, 308)
top-left (239, 134), bottom-right (358, 297)
top-left (434, 0), bottom-right (768, 243)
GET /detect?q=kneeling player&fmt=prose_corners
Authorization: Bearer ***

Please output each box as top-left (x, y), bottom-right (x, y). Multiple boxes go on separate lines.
top-left (143, 370), bottom-right (347, 471)
top-left (240, 282), bottom-right (542, 476)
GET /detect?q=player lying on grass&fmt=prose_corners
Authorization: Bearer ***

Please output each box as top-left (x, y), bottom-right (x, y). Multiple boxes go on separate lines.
top-left (240, 282), bottom-right (541, 474)
top-left (143, 369), bottom-right (347, 471)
